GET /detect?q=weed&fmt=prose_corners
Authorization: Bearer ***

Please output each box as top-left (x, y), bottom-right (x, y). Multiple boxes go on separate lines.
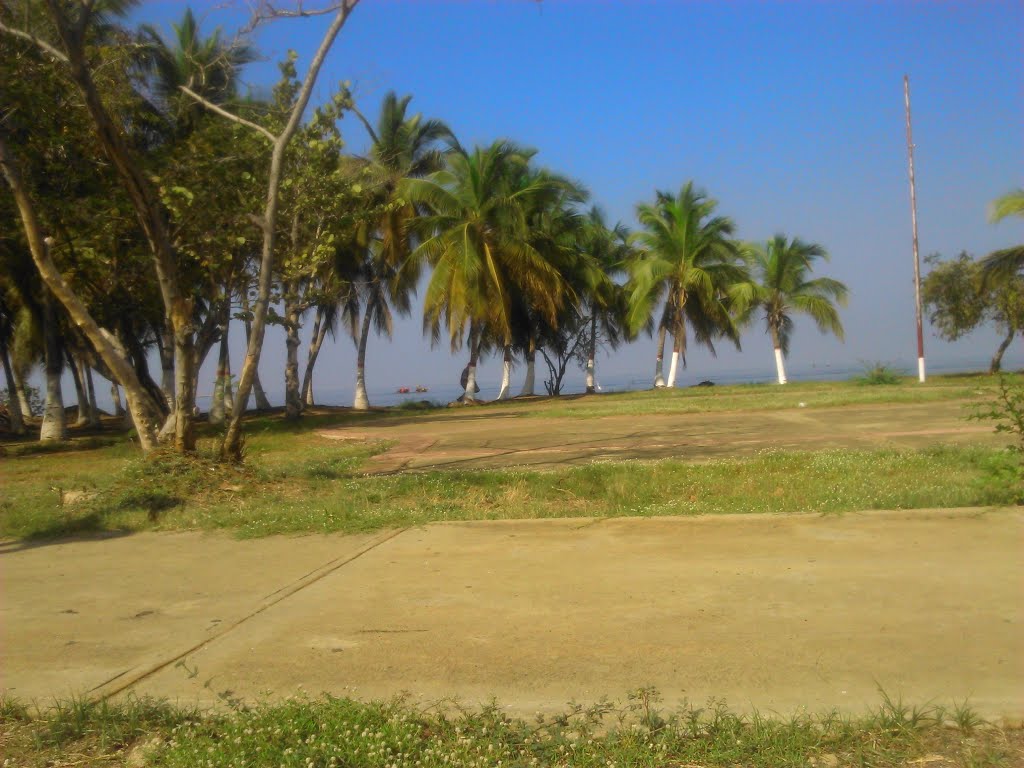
top-left (855, 361), bottom-right (904, 385)
top-left (1, 692), bottom-right (1020, 768)
top-left (969, 374), bottom-right (1024, 502)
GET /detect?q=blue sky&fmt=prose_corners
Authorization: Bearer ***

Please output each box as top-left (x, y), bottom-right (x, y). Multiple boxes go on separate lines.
top-left (137, 0), bottom-right (1024, 401)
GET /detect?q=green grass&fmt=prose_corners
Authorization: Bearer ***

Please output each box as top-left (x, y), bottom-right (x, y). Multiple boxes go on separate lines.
top-left (1, 692), bottom-right (1020, 768)
top-left (1, 376), bottom-right (1017, 540)
top-left (0, 432), bottom-right (1014, 539)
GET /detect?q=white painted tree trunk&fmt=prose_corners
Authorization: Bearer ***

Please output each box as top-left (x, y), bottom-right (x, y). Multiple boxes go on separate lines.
top-left (585, 357), bottom-right (595, 392)
top-left (41, 365), bottom-right (66, 442)
top-left (666, 350), bottom-right (680, 388)
top-left (519, 357), bottom-right (535, 396)
top-left (497, 355), bottom-right (512, 400)
top-left (83, 363), bottom-right (99, 426)
top-left (353, 367), bottom-right (369, 410)
top-left (464, 364), bottom-right (478, 402)
top-left (654, 325), bottom-right (667, 387)
top-left (774, 347), bottom-right (787, 385)
top-left (111, 381), bottom-right (125, 417)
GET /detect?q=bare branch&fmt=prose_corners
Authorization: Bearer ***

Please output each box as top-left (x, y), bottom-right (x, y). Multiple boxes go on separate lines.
top-left (179, 85), bottom-right (278, 143)
top-left (0, 21), bottom-right (70, 64)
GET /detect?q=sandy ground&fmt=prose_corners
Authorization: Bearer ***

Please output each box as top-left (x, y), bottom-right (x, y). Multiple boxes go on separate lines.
top-left (320, 400), bottom-right (999, 473)
top-left (4, 510), bottom-right (1022, 721)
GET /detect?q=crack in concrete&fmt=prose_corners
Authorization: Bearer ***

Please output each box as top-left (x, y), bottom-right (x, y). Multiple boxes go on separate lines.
top-left (90, 527), bottom-right (409, 701)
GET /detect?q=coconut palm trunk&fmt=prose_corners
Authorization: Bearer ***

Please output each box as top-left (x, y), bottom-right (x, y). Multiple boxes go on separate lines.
top-left (67, 349), bottom-right (88, 426)
top-left (353, 305), bottom-right (373, 410)
top-left (111, 381), bottom-right (125, 418)
top-left (301, 305), bottom-right (329, 407)
top-left (1, 333), bottom-right (25, 434)
top-left (497, 343), bottom-right (513, 400)
top-left (12, 364), bottom-right (32, 420)
top-left (83, 361), bottom-right (99, 426)
top-left (770, 327), bottom-right (787, 384)
top-left (519, 332), bottom-right (537, 396)
top-left (585, 312), bottom-right (597, 393)
top-left (463, 325), bottom-right (480, 402)
top-left (40, 295), bottom-right (66, 442)
top-left (653, 325), bottom-right (667, 387)
top-left (990, 329), bottom-right (1015, 374)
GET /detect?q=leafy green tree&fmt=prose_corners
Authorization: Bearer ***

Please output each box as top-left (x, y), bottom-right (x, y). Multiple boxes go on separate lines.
top-left (628, 182), bottom-right (747, 388)
top-left (744, 234), bottom-right (847, 385)
top-left (924, 251), bottom-right (1024, 373)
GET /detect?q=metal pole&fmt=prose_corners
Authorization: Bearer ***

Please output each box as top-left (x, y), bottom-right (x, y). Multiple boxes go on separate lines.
top-left (904, 74), bottom-right (926, 383)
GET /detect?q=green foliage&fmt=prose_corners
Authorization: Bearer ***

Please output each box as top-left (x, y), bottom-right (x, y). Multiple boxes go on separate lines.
top-left (746, 233), bottom-right (847, 356)
top-left (855, 361), bottom-right (903, 385)
top-left (969, 374), bottom-right (1024, 502)
top-left (627, 181), bottom-right (749, 361)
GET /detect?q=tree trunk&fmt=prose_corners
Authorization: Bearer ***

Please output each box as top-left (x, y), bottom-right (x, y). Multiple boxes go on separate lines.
top-left (519, 335), bottom-right (536, 396)
top-left (653, 325), bottom-right (667, 387)
top-left (83, 359), bottom-right (99, 426)
top-left (585, 311), bottom-right (597, 393)
top-left (171, 322), bottom-right (196, 451)
top-left (111, 381), bottom-right (125, 418)
top-left (353, 303), bottom-right (373, 411)
top-left (12, 363), bottom-right (33, 419)
top-left (666, 333), bottom-right (681, 388)
top-left (42, 7), bottom-right (191, 452)
top-left (157, 324), bottom-right (175, 408)
top-left (222, 1), bottom-right (361, 461)
top-left (239, 292), bottom-right (272, 411)
top-left (770, 327), bottom-right (787, 384)
top-left (40, 294), bottom-right (66, 442)
top-left (209, 309), bottom-right (231, 425)
top-left (223, 348), bottom-right (234, 416)
top-left (464, 326), bottom-right (480, 402)
top-left (0, 134), bottom-right (160, 449)
top-left (284, 295), bottom-right (303, 421)
top-left (990, 328), bottom-right (1015, 374)
top-left (66, 348), bottom-right (88, 426)
top-left (1, 334), bottom-right (25, 434)
top-left (301, 305), bottom-right (329, 407)
top-left (497, 344), bottom-right (513, 400)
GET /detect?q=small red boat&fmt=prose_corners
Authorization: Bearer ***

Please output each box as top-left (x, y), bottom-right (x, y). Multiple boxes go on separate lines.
top-left (396, 387), bottom-right (411, 394)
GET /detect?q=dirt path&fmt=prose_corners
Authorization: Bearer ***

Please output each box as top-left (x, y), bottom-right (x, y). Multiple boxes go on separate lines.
top-left (321, 401), bottom-right (997, 473)
top-left (4, 510), bottom-right (1021, 721)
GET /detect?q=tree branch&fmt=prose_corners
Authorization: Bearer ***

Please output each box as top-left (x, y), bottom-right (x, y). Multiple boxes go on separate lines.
top-left (178, 85), bottom-right (278, 143)
top-left (0, 21), bottom-right (70, 64)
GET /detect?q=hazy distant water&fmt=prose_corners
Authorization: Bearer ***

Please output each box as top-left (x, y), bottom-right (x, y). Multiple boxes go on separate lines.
top-left (205, 353), bottom-right (1022, 411)
top-left (71, 351), bottom-right (1020, 414)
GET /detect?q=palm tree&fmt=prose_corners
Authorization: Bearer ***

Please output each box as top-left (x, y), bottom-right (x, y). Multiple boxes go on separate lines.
top-left (348, 92), bottom-right (453, 410)
top-left (628, 182), bottom-right (747, 387)
top-left (579, 207), bottom-right (632, 393)
top-left (141, 8), bottom-right (255, 129)
top-left (981, 188), bottom-right (1024, 282)
top-left (746, 234), bottom-right (847, 384)
top-left (407, 141), bottom-right (567, 401)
